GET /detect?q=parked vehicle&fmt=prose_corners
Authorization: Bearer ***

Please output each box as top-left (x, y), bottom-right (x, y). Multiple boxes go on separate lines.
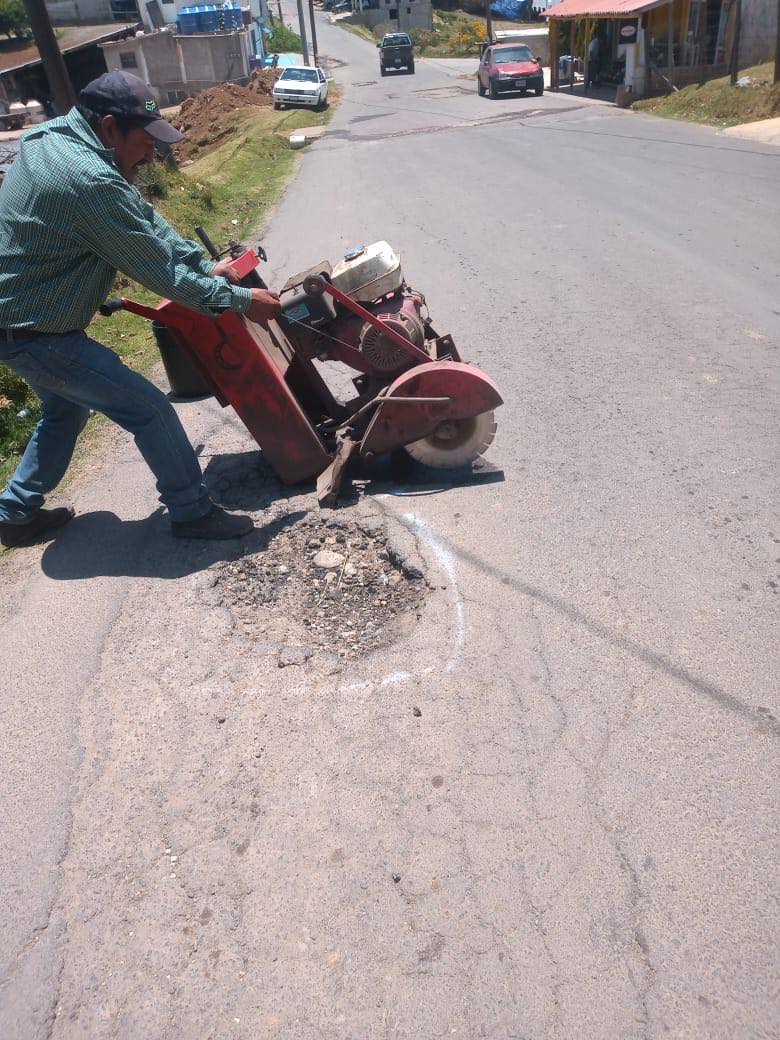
top-left (477, 43), bottom-right (544, 99)
top-left (378, 32), bottom-right (414, 75)
top-left (272, 65), bottom-right (329, 110)
top-left (0, 100), bottom-right (27, 132)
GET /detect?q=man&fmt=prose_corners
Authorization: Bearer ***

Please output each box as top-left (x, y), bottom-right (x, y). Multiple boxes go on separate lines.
top-left (587, 33), bottom-right (601, 88)
top-left (0, 71), bottom-right (281, 548)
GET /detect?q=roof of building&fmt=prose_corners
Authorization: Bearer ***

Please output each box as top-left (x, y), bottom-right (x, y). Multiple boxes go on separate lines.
top-left (545, 0), bottom-right (667, 17)
top-left (0, 23), bottom-right (140, 76)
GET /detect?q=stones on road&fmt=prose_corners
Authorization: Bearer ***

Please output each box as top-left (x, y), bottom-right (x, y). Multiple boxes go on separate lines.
top-left (212, 514), bottom-right (427, 664)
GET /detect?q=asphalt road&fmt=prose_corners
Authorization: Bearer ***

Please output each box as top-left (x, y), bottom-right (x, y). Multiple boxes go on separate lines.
top-left (0, 10), bottom-right (778, 1039)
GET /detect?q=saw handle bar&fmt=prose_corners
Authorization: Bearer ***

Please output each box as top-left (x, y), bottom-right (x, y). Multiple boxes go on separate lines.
top-left (196, 225), bottom-right (268, 265)
top-left (99, 299), bottom-right (125, 317)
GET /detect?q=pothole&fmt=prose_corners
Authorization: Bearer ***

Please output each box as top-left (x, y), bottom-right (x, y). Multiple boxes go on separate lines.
top-left (214, 517), bottom-right (427, 661)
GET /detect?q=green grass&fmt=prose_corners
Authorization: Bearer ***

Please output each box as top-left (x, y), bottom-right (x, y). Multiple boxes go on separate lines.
top-left (633, 62), bottom-right (780, 128)
top-left (338, 19), bottom-right (376, 46)
top-left (0, 101), bottom-right (335, 486)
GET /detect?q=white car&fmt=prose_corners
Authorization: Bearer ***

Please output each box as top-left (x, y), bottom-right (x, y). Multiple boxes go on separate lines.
top-left (272, 66), bottom-right (329, 111)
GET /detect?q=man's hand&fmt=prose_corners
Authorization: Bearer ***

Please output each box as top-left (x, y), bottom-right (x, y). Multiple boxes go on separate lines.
top-left (211, 259), bottom-right (240, 284)
top-left (246, 288), bottom-right (281, 326)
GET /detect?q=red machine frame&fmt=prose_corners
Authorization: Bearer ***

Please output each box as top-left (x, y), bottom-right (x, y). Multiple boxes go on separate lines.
top-left (118, 248), bottom-right (502, 504)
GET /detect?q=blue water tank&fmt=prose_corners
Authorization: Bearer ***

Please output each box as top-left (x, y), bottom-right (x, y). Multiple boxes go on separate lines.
top-left (177, 6), bottom-right (200, 33)
top-left (227, 5), bottom-right (244, 29)
top-left (197, 6), bottom-right (219, 32)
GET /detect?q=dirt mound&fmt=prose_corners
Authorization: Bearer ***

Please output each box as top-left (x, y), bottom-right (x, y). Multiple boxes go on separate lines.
top-left (248, 67), bottom-right (281, 96)
top-left (173, 72), bottom-right (281, 162)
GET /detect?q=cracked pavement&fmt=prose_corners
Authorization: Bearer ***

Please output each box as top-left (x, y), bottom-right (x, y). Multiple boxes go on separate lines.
top-left (1, 5), bottom-right (778, 1038)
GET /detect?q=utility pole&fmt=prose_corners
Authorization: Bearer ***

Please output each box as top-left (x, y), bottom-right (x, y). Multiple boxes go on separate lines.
top-left (296, 0), bottom-right (310, 64)
top-left (485, 0), bottom-right (493, 46)
top-left (729, 0), bottom-right (741, 85)
top-left (774, 0), bottom-right (779, 83)
top-left (308, 0), bottom-right (319, 67)
top-left (21, 0), bottom-right (76, 114)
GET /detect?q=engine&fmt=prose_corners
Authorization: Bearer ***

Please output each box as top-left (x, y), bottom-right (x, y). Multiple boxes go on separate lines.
top-left (278, 242), bottom-right (430, 377)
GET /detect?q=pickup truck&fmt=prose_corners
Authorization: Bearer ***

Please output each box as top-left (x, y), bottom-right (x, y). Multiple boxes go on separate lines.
top-left (378, 32), bottom-right (415, 75)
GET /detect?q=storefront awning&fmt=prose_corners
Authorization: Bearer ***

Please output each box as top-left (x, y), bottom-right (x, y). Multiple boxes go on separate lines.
top-left (545, 0), bottom-right (669, 17)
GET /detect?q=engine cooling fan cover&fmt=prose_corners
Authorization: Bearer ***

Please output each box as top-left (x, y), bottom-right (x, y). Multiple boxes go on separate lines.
top-left (358, 313), bottom-right (424, 373)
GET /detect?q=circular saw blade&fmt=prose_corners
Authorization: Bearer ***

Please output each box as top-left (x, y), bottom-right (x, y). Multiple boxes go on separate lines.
top-left (404, 411), bottom-right (497, 468)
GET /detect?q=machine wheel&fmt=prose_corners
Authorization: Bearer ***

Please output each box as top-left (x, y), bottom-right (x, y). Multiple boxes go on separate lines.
top-left (404, 411), bottom-right (497, 468)
top-left (380, 66), bottom-right (387, 76)
top-left (535, 85), bottom-right (544, 96)
top-left (274, 101), bottom-right (282, 110)
top-left (488, 78), bottom-right (499, 100)
top-left (408, 60), bottom-right (415, 73)
top-left (478, 75), bottom-right (486, 96)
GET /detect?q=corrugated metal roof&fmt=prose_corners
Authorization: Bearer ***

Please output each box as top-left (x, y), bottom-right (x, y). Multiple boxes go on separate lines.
top-left (545, 0), bottom-right (668, 17)
top-left (0, 23), bottom-right (139, 76)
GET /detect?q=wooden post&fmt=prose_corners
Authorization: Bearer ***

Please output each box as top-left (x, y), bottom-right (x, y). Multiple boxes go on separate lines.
top-left (21, 0), bottom-right (76, 113)
top-left (308, 0), bottom-right (319, 67)
top-left (643, 13), bottom-right (651, 95)
top-left (296, 0), bottom-right (310, 64)
top-left (775, 0), bottom-right (779, 83)
top-left (583, 17), bottom-right (591, 90)
top-left (667, 0), bottom-right (673, 89)
top-left (730, 0), bottom-right (742, 84)
top-left (697, 0), bottom-right (706, 85)
top-left (550, 19), bottom-right (558, 90)
top-left (569, 19), bottom-right (576, 92)
top-left (486, 0), bottom-right (493, 46)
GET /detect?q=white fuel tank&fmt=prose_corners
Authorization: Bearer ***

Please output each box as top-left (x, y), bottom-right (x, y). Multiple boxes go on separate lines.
top-left (330, 242), bottom-right (404, 303)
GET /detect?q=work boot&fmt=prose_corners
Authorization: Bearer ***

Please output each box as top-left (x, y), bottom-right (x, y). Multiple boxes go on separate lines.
top-left (0, 505), bottom-right (76, 548)
top-left (171, 503), bottom-right (254, 540)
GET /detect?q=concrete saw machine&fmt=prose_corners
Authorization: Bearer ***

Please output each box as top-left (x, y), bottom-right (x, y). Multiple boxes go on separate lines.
top-left (107, 234), bottom-right (503, 506)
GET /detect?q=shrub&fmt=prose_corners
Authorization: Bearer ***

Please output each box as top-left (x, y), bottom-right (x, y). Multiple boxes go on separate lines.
top-left (136, 160), bottom-right (171, 200)
top-left (0, 0), bottom-right (30, 40)
top-left (266, 23), bottom-right (303, 53)
top-left (0, 365), bottom-right (39, 473)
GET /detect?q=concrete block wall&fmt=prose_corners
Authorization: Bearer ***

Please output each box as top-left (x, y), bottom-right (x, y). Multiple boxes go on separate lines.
top-left (46, 0), bottom-right (117, 23)
top-left (739, 0), bottom-right (778, 66)
top-left (101, 27), bottom-right (250, 104)
top-left (355, 1), bottom-right (433, 33)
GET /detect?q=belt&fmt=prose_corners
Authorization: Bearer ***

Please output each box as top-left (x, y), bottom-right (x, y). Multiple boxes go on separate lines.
top-left (1, 328), bottom-right (38, 342)
top-left (1, 328), bottom-right (78, 342)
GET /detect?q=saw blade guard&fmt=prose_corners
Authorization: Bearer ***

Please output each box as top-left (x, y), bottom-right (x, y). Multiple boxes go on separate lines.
top-left (358, 360), bottom-right (503, 459)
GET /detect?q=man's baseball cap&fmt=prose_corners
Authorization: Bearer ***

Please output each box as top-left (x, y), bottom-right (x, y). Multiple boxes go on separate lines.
top-left (79, 71), bottom-right (183, 144)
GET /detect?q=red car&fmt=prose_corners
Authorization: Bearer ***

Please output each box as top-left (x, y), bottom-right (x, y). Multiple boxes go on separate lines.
top-left (478, 43), bottom-right (544, 99)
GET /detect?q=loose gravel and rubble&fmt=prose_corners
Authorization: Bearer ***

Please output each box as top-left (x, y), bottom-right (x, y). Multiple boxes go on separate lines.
top-left (212, 515), bottom-right (427, 661)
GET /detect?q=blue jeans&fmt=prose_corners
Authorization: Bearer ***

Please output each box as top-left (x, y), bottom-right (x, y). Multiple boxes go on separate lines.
top-left (0, 331), bottom-right (211, 524)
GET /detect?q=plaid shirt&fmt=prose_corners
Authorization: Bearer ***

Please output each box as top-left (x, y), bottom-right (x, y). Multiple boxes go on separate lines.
top-left (0, 108), bottom-right (252, 333)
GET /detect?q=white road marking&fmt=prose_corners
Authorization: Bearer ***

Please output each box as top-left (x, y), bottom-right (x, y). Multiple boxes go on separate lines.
top-left (336, 511), bottom-right (465, 691)
top-left (400, 512), bottom-right (464, 675)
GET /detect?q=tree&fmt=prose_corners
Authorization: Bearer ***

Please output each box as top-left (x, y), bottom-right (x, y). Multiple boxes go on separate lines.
top-left (0, 0), bottom-right (30, 39)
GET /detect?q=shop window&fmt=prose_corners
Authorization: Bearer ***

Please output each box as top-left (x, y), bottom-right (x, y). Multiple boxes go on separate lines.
top-left (120, 52), bottom-right (138, 69)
